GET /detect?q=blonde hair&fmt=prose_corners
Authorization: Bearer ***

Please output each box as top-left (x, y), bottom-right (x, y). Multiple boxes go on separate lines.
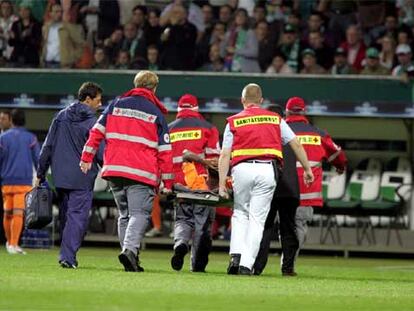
top-left (134, 70), bottom-right (159, 91)
top-left (242, 83), bottom-right (262, 104)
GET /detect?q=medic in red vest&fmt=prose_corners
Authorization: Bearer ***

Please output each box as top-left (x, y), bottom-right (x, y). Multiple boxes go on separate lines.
top-left (168, 94), bottom-right (220, 273)
top-left (285, 97), bottom-right (348, 208)
top-left (168, 94), bottom-right (220, 187)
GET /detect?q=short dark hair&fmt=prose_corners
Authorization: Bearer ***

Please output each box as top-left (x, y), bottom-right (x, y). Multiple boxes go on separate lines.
top-left (78, 82), bottom-right (103, 102)
top-left (132, 5), bottom-right (147, 15)
top-left (11, 109), bottom-right (25, 126)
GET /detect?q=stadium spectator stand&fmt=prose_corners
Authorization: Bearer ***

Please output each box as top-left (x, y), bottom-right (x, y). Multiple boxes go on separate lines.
top-left (1, 0), bottom-right (414, 78)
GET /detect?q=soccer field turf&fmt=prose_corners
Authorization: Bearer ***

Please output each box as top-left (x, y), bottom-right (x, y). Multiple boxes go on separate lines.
top-left (0, 248), bottom-right (413, 311)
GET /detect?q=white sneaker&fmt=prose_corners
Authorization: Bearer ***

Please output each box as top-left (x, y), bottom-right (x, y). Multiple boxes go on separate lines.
top-left (7, 245), bottom-right (18, 254)
top-left (145, 228), bottom-right (163, 238)
top-left (14, 246), bottom-right (27, 255)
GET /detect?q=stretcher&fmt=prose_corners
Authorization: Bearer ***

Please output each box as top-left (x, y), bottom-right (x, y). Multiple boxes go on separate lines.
top-left (171, 184), bottom-right (233, 207)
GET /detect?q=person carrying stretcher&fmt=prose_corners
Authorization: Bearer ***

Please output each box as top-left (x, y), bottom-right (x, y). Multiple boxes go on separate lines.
top-left (168, 94), bottom-right (220, 272)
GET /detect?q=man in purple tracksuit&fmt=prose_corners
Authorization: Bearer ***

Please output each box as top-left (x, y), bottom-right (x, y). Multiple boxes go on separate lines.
top-left (36, 82), bottom-right (103, 269)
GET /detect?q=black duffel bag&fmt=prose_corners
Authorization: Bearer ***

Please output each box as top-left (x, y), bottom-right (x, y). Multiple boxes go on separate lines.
top-left (25, 186), bottom-right (53, 229)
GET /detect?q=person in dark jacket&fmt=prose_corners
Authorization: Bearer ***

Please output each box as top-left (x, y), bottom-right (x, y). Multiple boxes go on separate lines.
top-left (253, 104), bottom-right (300, 276)
top-left (78, 0), bottom-right (120, 43)
top-left (0, 109), bottom-right (39, 255)
top-left (36, 82), bottom-right (103, 269)
top-left (160, 4), bottom-right (197, 70)
top-left (8, 5), bottom-right (41, 67)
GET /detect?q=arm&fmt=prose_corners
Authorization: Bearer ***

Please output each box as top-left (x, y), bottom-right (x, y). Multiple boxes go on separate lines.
top-left (205, 125), bottom-right (220, 158)
top-left (80, 103), bottom-right (112, 173)
top-left (218, 123), bottom-right (233, 198)
top-left (289, 137), bottom-right (314, 186)
top-left (218, 147), bottom-right (231, 198)
top-left (30, 136), bottom-right (40, 171)
top-left (322, 133), bottom-right (347, 174)
top-left (37, 118), bottom-right (58, 181)
top-left (235, 30), bottom-right (259, 58)
top-left (157, 114), bottom-right (174, 191)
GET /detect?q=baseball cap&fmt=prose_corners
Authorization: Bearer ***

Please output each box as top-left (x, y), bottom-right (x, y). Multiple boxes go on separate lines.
top-left (284, 24), bottom-right (297, 33)
top-left (396, 44), bottom-right (411, 55)
top-left (302, 48), bottom-right (316, 57)
top-left (334, 47), bottom-right (347, 56)
top-left (366, 47), bottom-right (379, 59)
top-left (286, 97), bottom-right (305, 112)
top-left (178, 94), bottom-right (198, 110)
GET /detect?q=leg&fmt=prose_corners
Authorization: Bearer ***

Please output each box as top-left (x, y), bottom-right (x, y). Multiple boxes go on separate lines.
top-left (59, 190), bottom-right (93, 265)
top-left (295, 206), bottom-right (314, 257)
top-left (240, 166), bottom-right (276, 270)
top-left (2, 186), bottom-right (13, 245)
top-left (122, 183), bottom-right (155, 255)
top-left (191, 205), bottom-right (215, 272)
top-left (110, 183), bottom-right (129, 250)
top-left (253, 196), bottom-right (278, 275)
top-left (56, 189), bottom-right (69, 239)
top-left (174, 202), bottom-right (195, 250)
top-left (171, 202), bottom-right (194, 271)
top-left (230, 164), bottom-right (253, 256)
top-left (278, 199), bottom-right (299, 274)
top-left (227, 163), bottom-right (254, 274)
top-left (10, 186), bottom-right (32, 248)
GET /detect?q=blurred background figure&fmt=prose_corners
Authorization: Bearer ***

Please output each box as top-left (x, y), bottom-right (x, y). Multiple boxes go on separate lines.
top-left (1, 109), bottom-right (39, 255)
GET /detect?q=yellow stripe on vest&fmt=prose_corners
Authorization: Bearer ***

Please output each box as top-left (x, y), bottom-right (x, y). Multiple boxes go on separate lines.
top-left (232, 148), bottom-right (283, 158)
top-left (297, 135), bottom-right (321, 145)
top-left (170, 130), bottom-right (202, 143)
top-left (233, 115), bottom-right (280, 127)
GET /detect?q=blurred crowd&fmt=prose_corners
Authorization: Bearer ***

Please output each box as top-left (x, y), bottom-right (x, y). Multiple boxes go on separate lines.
top-left (1, 0), bottom-right (414, 77)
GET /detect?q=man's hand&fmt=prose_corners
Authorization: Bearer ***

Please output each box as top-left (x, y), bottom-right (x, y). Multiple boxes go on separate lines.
top-left (219, 185), bottom-right (229, 199)
top-left (303, 168), bottom-right (314, 187)
top-left (80, 161), bottom-right (92, 174)
top-left (160, 187), bottom-right (172, 195)
top-left (35, 178), bottom-right (42, 187)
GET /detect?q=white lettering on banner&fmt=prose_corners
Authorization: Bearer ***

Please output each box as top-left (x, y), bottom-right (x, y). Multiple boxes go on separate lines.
top-left (112, 107), bottom-right (157, 123)
top-left (102, 165), bottom-right (157, 181)
top-left (106, 133), bottom-right (158, 148)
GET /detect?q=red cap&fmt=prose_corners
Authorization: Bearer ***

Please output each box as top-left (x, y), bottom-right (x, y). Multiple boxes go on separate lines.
top-left (178, 94), bottom-right (198, 109)
top-left (286, 97), bottom-right (305, 112)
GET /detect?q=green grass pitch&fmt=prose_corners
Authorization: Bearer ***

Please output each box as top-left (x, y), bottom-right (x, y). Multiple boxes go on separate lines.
top-left (0, 247), bottom-right (413, 310)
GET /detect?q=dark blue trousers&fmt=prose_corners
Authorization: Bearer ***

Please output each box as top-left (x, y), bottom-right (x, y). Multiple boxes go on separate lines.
top-left (57, 188), bottom-right (93, 265)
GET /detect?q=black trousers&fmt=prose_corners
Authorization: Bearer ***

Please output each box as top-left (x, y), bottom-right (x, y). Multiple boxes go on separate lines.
top-left (253, 198), bottom-right (299, 275)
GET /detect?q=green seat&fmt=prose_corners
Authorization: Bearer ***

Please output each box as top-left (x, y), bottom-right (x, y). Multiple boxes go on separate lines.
top-left (93, 191), bottom-right (114, 201)
top-left (361, 200), bottom-right (397, 210)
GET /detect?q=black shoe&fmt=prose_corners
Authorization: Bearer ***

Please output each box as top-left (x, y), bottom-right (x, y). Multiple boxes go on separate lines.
top-left (59, 260), bottom-right (77, 269)
top-left (192, 267), bottom-right (206, 273)
top-left (239, 266), bottom-right (252, 276)
top-left (118, 249), bottom-right (139, 272)
top-left (227, 253), bottom-right (241, 275)
top-left (136, 254), bottom-right (144, 272)
top-left (171, 244), bottom-right (188, 271)
top-left (252, 268), bottom-right (262, 276)
top-left (282, 271), bottom-right (297, 277)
